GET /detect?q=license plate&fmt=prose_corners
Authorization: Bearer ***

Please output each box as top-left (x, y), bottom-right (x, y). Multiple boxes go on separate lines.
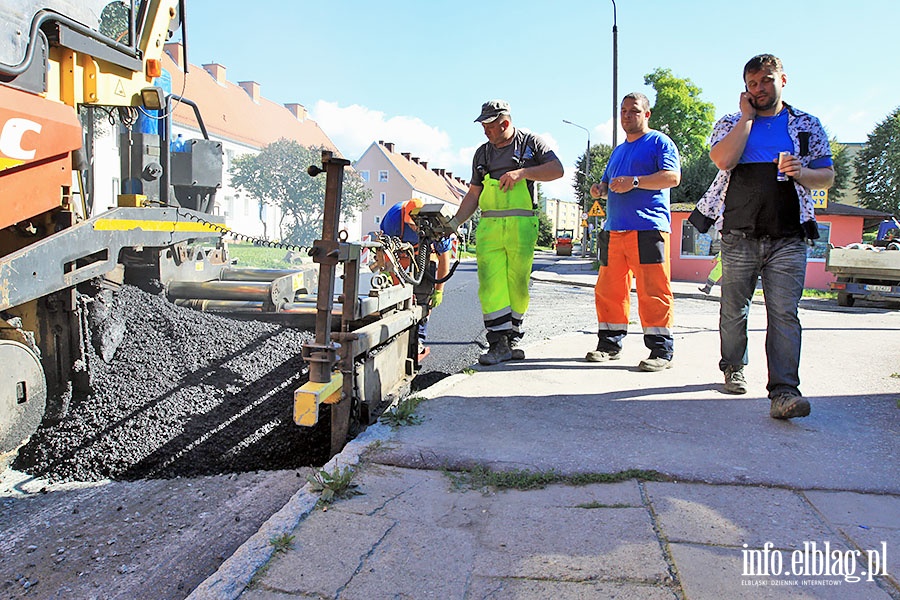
top-left (865, 284), bottom-right (892, 292)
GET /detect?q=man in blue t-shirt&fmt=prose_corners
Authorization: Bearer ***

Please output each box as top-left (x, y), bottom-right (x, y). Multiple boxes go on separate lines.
top-left (692, 54), bottom-right (834, 419)
top-left (586, 92), bottom-right (681, 372)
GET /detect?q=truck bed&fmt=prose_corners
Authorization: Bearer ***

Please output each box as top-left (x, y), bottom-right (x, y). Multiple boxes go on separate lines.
top-left (825, 247), bottom-right (900, 281)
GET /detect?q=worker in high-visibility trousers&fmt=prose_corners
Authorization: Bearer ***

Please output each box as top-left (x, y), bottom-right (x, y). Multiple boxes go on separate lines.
top-left (699, 251), bottom-right (723, 294)
top-left (448, 100), bottom-right (564, 365)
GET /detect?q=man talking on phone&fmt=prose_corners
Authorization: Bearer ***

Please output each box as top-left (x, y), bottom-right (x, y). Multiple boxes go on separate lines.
top-left (690, 54), bottom-right (833, 419)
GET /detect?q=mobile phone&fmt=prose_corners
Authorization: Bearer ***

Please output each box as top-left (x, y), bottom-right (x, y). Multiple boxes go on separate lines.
top-left (744, 85), bottom-right (760, 110)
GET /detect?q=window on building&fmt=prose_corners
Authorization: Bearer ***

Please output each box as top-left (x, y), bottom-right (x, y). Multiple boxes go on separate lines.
top-left (808, 222), bottom-right (831, 261)
top-left (680, 221), bottom-right (720, 258)
top-left (378, 170), bottom-right (389, 182)
top-left (374, 215), bottom-right (382, 225)
top-left (380, 192), bottom-right (386, 206)
top-left (360, 170), bottom-right (370, 182)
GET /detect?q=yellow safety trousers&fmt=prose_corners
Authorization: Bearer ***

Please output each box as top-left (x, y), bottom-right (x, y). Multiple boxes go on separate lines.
top-left (476, 176), bottom-right (538, 336)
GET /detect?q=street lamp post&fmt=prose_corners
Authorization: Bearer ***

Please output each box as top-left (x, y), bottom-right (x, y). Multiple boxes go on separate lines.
top-left (562, 119), bottom-right (590, 257)
top-left (611, 0), bottom-right (618, 148)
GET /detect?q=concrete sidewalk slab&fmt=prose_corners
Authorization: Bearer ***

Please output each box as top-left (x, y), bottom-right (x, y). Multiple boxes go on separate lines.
top-left (373, 305), bottom-right (900, 493)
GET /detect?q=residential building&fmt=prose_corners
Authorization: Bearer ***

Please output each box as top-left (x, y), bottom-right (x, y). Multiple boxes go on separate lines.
top-left (354, 141), bottom-right (464, 236)
top-left (542, 197), bottom-right (581, 237)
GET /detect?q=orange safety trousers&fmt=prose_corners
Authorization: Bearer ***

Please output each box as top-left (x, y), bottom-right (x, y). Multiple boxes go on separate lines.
top-left (594, 230), bottom-right (674, 335)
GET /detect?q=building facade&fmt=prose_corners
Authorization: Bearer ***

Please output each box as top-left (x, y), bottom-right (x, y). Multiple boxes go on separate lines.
top-left (354, 141), bottom-right (464, 237)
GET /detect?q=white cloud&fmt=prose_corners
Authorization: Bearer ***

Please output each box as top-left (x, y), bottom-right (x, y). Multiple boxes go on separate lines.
top-left (311, 101), bottom-right (588, 202)
top-left (311, 100), bottom-right (466, 174)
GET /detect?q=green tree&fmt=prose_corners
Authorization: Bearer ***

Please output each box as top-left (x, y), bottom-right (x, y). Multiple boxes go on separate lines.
top-left (828, 138), bottom-right (852, 202)
top-left (572, 143), bottom-right (613, 210)
top-left (537, 210), bottom-right (554, 247)
top-left (230, 140), bottom-right (371, 245)
top-left (671, 155), bottom-right (718, 204)
top-left (643, 68), bottom-right (716, 166)
top-left (854, 107), bottom-right (900, 215)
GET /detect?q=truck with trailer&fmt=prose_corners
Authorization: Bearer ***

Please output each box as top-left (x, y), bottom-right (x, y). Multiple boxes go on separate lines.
top-left (825, 218), bottom-right (900, 307)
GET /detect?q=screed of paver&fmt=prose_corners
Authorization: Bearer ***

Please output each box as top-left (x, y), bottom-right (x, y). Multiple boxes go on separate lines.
top-left (804, 491), bottom-right (899, 588)
top-left (469, 483), bottom-right (668, 583)
top-left (669, 542), bottom-right (892, 599)
top-left (466, 576), bottom-right (678, 600)
top-left (251, 509), bottom-right (393, 596)
top-left (646, 482), bottom-right (837, 548)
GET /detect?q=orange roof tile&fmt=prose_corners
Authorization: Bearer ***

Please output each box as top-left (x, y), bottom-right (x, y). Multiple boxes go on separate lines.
top-left (377, 143), bottom-right (464, 205)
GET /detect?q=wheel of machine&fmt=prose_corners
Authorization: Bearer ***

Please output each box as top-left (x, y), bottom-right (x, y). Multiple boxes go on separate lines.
top-left (837, 292), bottom-right (855, 307)
top-left (0, 340), bottom-right (48, 458)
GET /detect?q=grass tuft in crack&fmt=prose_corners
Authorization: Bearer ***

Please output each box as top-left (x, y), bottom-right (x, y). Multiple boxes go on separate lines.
top-left (446, 465), bottom-right (669, 491)
top-left (380, 395), bottom-right (424, 427)
top-left (307, 465), bottom-right (363, 508)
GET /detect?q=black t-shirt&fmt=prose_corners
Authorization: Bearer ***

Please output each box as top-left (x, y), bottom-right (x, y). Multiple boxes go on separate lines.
top-left (470, 129), bottom-right (558, 204)
top-left (722, 163), bottom-right (803, 239)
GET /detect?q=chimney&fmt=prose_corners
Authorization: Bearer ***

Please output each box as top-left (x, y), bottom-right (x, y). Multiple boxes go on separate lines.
top-left (203, 62), bottom-right (227, 84)
top-left (164, 42), bottom-right (184, 69)
top-left (401, 152), bottom-right (411, 160)
top-left (285, 103), bottom-right (307, 121)
top-left (239, 81), bottom-right (260, 103)
top-left (384, 142), bottom-right (394, 152)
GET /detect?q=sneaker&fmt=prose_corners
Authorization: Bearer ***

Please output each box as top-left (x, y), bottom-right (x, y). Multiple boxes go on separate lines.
top-left (723, 366), bottom-right (748, 394)
top-left (638, 356), bottom-right (672, 372)
top-left (585, 349), bottom-right (621, 362)
top-left (479, 337), bottom-right (513, 365)
top-left (769, 393), bottom-right (811, 419)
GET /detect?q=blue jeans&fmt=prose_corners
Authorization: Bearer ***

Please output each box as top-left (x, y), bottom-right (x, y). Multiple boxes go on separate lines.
top-left (718, 233), bottom-right (807, 398)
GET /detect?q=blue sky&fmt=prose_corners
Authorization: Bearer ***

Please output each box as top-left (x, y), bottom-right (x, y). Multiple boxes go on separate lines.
top-left (182, 0), bottom-right (897, 202)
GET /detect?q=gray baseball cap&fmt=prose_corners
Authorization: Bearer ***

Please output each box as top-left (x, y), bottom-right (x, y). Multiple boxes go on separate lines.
top-left (475, 100), bottom-right (510, 123)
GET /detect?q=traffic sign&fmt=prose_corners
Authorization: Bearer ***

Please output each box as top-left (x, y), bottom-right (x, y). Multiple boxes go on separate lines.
top-left (588, 201), bottom-right (605, 217)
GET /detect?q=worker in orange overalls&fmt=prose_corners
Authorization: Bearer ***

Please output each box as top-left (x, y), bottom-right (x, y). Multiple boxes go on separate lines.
top-left (586, 92), bottom-right (681, 372)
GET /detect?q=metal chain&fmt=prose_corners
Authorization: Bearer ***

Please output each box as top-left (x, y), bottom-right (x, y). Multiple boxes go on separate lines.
top-left (174, 207), bottom-right (313, 253)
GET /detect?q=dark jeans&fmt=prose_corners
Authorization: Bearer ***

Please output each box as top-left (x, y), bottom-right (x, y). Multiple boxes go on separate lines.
top-left (718, 233), bottom-right (807, 398)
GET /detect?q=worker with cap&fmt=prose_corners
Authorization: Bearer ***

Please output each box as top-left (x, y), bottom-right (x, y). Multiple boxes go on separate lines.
top-left (448, 100), bottom-right (564, 365)
top-left (381, 198), bottom-right (453, 358)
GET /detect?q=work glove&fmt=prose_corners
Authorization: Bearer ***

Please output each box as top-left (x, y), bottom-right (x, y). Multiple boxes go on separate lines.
top-left (430, 289), bottom-right (443, 308)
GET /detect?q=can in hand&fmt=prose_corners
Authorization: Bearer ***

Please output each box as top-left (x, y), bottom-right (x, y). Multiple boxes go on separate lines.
top-left (776, 151), bottom-right (790, 181)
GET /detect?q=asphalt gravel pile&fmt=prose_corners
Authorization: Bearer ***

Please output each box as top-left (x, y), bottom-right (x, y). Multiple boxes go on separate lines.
top-left (13, 284), bottom-right (330, 483)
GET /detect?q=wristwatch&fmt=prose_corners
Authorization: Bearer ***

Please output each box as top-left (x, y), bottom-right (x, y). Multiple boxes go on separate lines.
top-left (632, 176), bottom-right (640, 189)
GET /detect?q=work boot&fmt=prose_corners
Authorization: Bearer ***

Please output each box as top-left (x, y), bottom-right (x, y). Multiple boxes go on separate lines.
top-left (723, 366), bottom-right (748, 394)
top-left (638, 356), bottom-right (673, 372)
top-left (769, 393), bottom-right (811, 419)
top-left (698, 285), bottom-right (711, 295)
top-left (585, 348), bottom-right (621, 362)
top-left (479, 337), bottom-right (512, 365)
top-left (507, 336), bottom-right (525, 360)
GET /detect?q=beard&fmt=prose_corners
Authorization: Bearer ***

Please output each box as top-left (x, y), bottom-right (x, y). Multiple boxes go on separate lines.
top-left (750, 94), bottom-right (777, 111)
